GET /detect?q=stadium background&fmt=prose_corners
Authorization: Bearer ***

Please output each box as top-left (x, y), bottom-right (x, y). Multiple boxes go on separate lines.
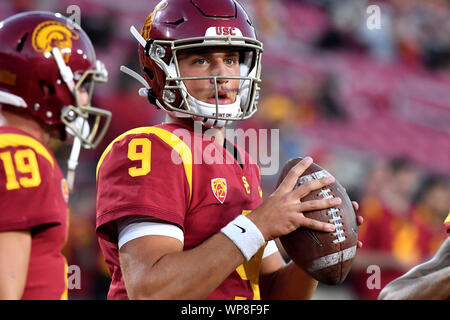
top-left (1, 0), bottom-right (448, 299)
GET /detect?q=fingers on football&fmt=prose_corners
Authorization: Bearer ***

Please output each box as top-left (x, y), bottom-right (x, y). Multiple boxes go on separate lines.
top-left (352, 201), bottom-right (359, 211)
top-left (357, 240), bottom-right (363, 248)
top-left (297, 197), bottom-right (341, 212)
top-left (357, 215), bottom-right (364, 227)
top-left (296, 215), bottom-right (335, 232)
top-left (276, 157), bottom-right (313, 195)
top-left (291, 175), bottom-right (335, 200)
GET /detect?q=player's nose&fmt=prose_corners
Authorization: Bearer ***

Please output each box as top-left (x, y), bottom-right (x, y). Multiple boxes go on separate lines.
top-left (210, 60), bottom-right (230, 85)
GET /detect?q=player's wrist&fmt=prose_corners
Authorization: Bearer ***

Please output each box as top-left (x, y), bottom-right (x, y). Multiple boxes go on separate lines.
top-left (245, 210), bottom-right (269, 241)
top-left (221, 214), bottom-right (265, 261)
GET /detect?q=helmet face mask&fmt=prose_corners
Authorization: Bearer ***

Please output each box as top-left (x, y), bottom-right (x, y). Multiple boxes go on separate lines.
top-left (0, 11), bottom-right (111, 149)
top-left (151, 38), bottom-right (263, 127)
top-left (128, 0), bottom-right (264, 128)
top-left (62, 61), bottom-right (111, 149)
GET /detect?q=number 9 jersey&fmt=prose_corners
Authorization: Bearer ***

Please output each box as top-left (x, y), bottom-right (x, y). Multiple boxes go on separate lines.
top-left (96, 123), bottom-right (266, 300)
top-left (0, 126), bottom-right (69, 299)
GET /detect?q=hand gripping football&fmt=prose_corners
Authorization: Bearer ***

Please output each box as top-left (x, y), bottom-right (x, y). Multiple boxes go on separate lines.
top-left (277, 158), bottom-right (358, 285)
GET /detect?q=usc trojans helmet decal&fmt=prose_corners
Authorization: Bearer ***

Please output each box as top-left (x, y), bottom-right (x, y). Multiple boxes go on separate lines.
top-left (32, 20), bottom-right (79, 63)
top-left (141, 0), bottom-right (168, 41)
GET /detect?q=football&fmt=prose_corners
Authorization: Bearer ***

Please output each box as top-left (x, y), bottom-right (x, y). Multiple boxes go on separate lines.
top-left (277, 157), bottom-right (358, 285)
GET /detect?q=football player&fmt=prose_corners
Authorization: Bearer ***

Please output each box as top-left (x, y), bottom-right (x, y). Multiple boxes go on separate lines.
top-left (96, 0), bottom-right (362, 300)
top-left (0, 11), bottom-right (111, 299)
top-left (378, 213), bottom-right (450, 300)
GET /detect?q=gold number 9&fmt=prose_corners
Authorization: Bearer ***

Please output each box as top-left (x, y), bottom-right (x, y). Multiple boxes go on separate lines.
top-left (128, 138), bottom-right (151, 177)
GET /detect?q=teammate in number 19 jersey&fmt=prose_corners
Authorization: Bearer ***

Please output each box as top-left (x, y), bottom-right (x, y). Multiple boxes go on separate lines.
top-left (0, 12), bottom-right (110, 299)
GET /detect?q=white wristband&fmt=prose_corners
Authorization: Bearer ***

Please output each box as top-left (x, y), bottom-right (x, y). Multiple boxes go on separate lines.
top-left (221, 215), bottom-right (266, 261)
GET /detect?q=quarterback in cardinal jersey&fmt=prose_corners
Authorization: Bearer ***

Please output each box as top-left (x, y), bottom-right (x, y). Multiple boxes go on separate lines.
top-left (96, 122), bottom-right (271, 299)
top-left (95, 0), bottom-right (360, 300)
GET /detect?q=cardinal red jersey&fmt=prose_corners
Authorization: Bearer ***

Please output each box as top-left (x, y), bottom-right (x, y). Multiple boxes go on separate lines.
top-left (0, 127), bottom-right (69, 299)
top-left (96, 123), bottom-right (264, 300)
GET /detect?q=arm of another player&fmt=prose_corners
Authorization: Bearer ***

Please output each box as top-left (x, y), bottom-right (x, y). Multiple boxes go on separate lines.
top-left (258, 202), bottom-right (363, 300)
top-left (378, 237), bottom-right (450, 300)
top-left (119, 158), bottom-right (338, 299)
top-left (0, 229), bottom-right (31, 299)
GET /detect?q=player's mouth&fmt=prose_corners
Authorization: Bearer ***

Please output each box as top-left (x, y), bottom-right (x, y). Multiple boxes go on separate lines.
top-left (207, 90), bottom-right (232, 105)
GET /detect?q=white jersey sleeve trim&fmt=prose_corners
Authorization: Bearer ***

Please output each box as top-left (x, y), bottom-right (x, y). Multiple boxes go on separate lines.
top-left (117, 220), bottom-right (277, 257)
top-left (118, 221), bottom-right (184, 250)
top-left (262, 240), bottom-right (279, 259)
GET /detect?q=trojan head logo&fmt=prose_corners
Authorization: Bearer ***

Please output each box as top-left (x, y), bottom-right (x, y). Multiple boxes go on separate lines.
top-left (141, 0), bottom-right (169, 40)
top-left (211, 178), bottom-right (227, 204)
top-left (32, 20), bottom-right (79, 63)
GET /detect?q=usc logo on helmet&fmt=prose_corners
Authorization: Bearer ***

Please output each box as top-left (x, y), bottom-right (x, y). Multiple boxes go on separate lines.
top-left (31, 20), bottom-right (79, 63)
top-left (141, 0), bottom-right (169, 41)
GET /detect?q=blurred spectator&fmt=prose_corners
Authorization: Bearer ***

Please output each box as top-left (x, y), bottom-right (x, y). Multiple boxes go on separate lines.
top-left (316, 72), bottom-right (348, 121)
top-left (348, 158), bottom-right (443, 299)
top-left (245, 0), bottom-right (288, 47)
top-left (410, 175), bottom-right (450, 253)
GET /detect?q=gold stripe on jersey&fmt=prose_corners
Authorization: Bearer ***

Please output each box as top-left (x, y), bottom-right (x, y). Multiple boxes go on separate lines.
top-left (60, 260), bottom-right (68, 300)
top-left (0, 133), bottom-right (54, 168)
top-left (96, 127), bottom-right (193, 199)
top-left (445, 212), bottom-right (450, 224)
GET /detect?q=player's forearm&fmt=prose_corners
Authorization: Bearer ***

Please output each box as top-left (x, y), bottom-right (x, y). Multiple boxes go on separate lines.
top-left (0, 282), bottom-right (24, 300)
top-left (379, 238), bottom-right (450, 300)
top-left (378, 266), bottom-right (450, 300)
top-left (0, 230), bottom-right (31, 299)
top-left (260, 262), bottom-right (318, 300)
top-left (125, 233), bottom-right (245, 299)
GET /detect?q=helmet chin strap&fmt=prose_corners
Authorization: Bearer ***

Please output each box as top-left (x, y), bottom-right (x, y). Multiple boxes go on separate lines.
top-left (0, 90), bottom-right (27, 108)
top-left (65, 116), bottom-right (90, 192)
top-left (52, 47), bottom-right (75, 92)
top-left (53, 47), bottom-right (88, 191)
top-left (120, 65), bottom-right (150, 90)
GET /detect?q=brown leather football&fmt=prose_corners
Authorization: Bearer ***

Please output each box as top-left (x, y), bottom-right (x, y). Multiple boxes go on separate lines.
top-left (277, 157), bottom-right (358, 285)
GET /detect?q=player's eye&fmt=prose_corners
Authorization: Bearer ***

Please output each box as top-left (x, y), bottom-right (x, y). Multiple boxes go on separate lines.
top-left (194, 58), bottom-right (206, 65)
